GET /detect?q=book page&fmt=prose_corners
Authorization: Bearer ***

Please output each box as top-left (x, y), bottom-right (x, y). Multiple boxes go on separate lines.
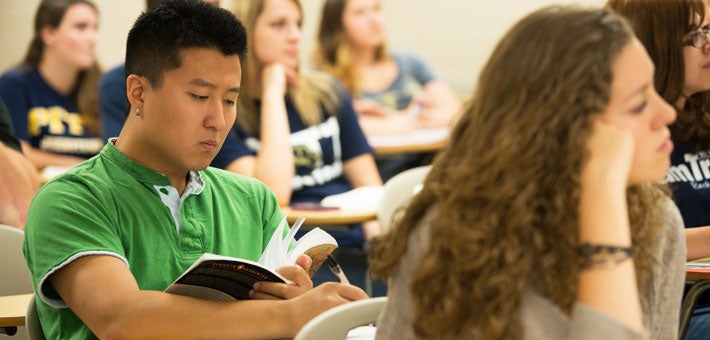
top-left (258, 216), bottom-right (305, 270)
top-left (166, 284), bottom-right (242, 301)
top-left (287, 227), bottom-right (338, 277)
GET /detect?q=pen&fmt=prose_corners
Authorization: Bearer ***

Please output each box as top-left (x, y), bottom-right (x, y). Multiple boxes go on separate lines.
top-left (409, 101), bottom-right (424, 119)
top-left (326, 254), bottom-right (350, 285)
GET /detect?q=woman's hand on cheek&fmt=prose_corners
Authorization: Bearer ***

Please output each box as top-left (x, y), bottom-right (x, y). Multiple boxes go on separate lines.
top-left (582, 119), bottom-right (635, 188)
top-left (262, 63), bottom-right (288, 97)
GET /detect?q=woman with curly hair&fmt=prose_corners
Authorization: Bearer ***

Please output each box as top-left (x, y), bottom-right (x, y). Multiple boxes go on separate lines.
top-left (0, 0), bottom-right (103, 170)
top-left (369, 5), bottom-right (684, 339)
top-left (607, 0), bottom-right (710, 338)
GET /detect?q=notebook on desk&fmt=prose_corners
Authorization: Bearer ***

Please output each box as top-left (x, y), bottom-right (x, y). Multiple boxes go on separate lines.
top-left (686, 258), bottom-right (710, 269)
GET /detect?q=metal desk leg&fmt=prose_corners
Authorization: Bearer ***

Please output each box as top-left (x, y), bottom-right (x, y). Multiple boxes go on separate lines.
top-left (0, 326), bottom-right (18, 336)
top-left (679, 280), bottom-right (710, 339)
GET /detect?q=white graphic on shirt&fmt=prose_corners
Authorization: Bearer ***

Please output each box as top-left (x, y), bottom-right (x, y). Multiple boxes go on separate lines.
top-left (665, 151), bottom-right (710, 189)
top-left (244, 116), bottom-right (343, 190)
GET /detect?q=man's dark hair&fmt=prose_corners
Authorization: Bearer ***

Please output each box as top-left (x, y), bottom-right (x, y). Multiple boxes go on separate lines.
top-left (125, 0), bottom-right (247, 89)
top-left (144, 0), bottom-right (164, 11)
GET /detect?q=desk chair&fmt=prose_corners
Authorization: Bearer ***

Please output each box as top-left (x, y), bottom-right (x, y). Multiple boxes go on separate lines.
top-left (26, 295), bottom-right (45, 340)
top-left (365, 166), bottom-right (430, 295)
top-left (0, 224), bottom-right (33, 339)
top-left (294, 297), bottom-right (386, 340)
top-left (0, 224), bottom-right (32, 295)
top-left (377, 165), bottom-right (431, 233)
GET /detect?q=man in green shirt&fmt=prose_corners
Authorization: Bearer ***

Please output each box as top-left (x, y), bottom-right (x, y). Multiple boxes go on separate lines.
top-left (23, 1), bottom-right (367, 338)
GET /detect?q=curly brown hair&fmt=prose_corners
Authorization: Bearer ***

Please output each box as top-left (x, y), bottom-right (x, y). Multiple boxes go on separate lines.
top-left (369, 6), bottom-right (668, 339)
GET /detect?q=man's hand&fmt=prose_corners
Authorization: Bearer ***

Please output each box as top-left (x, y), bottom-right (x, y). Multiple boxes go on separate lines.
top-left (251, 254), bottom-right (313, 300)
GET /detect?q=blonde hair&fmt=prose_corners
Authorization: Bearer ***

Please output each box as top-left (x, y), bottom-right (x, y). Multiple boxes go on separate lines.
top-left (369, 6), bottom-right (667, 339)
top-left (231, 0), bottom-right (339, 135)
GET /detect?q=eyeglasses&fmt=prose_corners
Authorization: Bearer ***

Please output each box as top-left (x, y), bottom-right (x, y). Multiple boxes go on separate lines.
top-left (683, 24), bottom-right (710, 49)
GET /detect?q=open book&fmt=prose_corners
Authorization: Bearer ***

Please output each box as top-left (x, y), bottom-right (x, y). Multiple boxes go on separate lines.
top-left (165, 216), bottom-right (337, 301)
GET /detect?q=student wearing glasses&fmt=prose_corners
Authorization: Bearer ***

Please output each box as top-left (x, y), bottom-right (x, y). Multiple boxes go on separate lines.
top-left (607, 1), bottom-right (710, 338)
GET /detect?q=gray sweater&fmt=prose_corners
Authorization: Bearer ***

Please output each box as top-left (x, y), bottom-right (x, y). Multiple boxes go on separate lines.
top-left (376, 197), bottom-right (686, 339)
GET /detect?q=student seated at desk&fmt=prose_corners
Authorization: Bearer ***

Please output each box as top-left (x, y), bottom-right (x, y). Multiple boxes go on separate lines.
top-left (369, 6), bottom-right (685, 339)
top-left (0, 0), bottom-right (103, 171)
top-left (313, 0), bottom-right (461, 181)
top-left (607, 1), bottom-right (710, 338)
top-left (0, 99), bottom-right (39, 229)
top-left (22, 2), bottom-right (367, 339)
top-left (213, 0), bottom-right (385, 296)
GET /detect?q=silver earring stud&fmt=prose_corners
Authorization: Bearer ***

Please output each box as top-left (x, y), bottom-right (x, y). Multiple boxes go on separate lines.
top-left (135, 108), bottom-right (141, 116)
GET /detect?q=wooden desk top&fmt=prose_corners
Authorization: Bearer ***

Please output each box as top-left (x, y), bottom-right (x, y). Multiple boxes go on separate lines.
top-left (373, 139), bottom-right (446, 156)
top-left (0, 293), bottom-right (31, 328)
top-left (687, 267), bottom-right (710, 281)
top-left (284, 208), bottom-right (377, 226)
top-left (369, 128), bottom-right (448, 156)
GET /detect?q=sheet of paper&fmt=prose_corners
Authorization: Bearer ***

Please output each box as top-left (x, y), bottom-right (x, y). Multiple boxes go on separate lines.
top-left (346, 326), bottom-right (376, 340)
top-left (320, 186), bottom-right (383, 212)
top-left (367, 127), bottom-right (449, 147)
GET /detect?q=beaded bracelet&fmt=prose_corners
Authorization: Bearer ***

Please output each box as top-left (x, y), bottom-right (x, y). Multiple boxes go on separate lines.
top-left (577, 243), bottom-right (635, 270)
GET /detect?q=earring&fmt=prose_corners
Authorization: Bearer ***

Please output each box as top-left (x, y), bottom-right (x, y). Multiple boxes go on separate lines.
top-left (135, 108), bottom-right (141, 116)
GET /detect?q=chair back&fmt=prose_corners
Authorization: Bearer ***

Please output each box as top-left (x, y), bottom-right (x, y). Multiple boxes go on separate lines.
top-left (378, 165), bottom-right (431, 233)
top-left (294, 297), bottom-right (387, 340)
top-left (0, 224), bottom-right (32, 295)
top-left (26, 295), bottom-right (46, 340)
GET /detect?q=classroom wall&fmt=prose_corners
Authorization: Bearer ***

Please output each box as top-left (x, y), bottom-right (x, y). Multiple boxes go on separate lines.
top-left (0, 0), bottom-right (605, 98)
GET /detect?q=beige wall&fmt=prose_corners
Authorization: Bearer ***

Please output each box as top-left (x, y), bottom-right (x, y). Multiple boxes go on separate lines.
top-left (0, 0), bottom-right (604, 97)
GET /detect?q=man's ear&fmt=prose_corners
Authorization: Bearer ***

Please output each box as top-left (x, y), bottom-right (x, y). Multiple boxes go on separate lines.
top-left (126, 74), bottom-right (147, 110)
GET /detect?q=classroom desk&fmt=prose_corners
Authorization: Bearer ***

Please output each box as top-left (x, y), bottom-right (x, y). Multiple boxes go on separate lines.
top-left (38, 165), bottom-right (72, 185)
top-left (368, 127), bottom-right (448, 156)
top-left (679, 266), bottom-right (710, 339)
top-left (0, 293), bottom-right (32, 336)
top-left (283, 207), bottom-right (377, 226)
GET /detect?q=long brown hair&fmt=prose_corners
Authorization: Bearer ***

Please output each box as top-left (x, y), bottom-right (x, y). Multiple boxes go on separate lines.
top-left (22, 0), bottom-right (102, 136)
top-left (608, 0), bottom-right (710, 150)
top-left (312, 0), bottom-right (388, 96)
top-left (231, 0), bottom-right (339, 135)
top-left (369, 6), bottom-right (666, 339)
